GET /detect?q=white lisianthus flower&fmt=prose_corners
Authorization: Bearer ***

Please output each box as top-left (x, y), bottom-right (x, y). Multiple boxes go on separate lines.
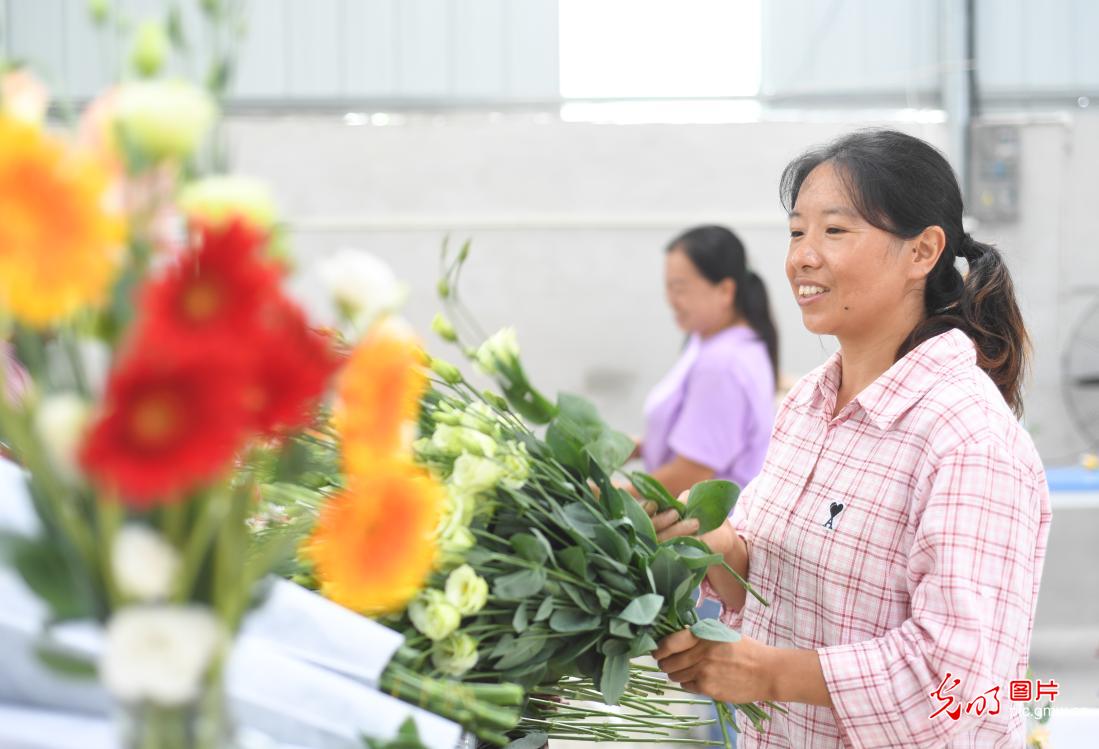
top-left (408, 590), bottom-right (461, 641)
top-left (431, 424), bottom-right (497, 458)
top-left (177, 175), bottom-right (277, 230)
top-left (473, 327), bottom-right (520, 377)
top-left (100, 605), bottom-right (222, 706)
top-left (437, 526), bottom-right (476, 571)
top-left (115, 80), bottom-right (215, 161)
top-left (316, 248), bottom-right (406, 332)
top-left (33, 392), bottom-right (90, 483)
top-left (458, 402), bottom-right (503, 439)
top-left (445, 564), bottom-right (488, 616)
top-left (499, 441), bottom-right (532, 491)
top-left (436, 488), bottom-right (475, 539)
top-left (111, 525), bottom-right (181, 601)
top-left (431, 632), bottom-right (479, 677)
top-left (449, 454), bottom-right (506, 495)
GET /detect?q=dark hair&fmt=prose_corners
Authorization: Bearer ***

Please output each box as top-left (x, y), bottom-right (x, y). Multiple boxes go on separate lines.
top-left (667, 225), bottom-right (779, 387)
top-left (780, 129), bottom-right (1029, 415)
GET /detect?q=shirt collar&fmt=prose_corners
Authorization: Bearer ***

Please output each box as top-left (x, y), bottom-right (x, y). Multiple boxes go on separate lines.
top-left (794, 328), bottom-right (977, 430)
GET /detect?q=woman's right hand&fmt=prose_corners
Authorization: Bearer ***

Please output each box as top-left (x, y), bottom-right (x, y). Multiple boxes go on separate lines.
top-left (646, 490), bottom-right (739, 554)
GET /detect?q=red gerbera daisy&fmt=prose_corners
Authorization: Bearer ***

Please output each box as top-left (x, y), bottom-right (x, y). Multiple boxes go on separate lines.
top-left (242, 298), bottom-right (341, 434)
top-left (137, 220), bottom-right (281, 350)
top-left (80, 349), bottom-right (250, 505)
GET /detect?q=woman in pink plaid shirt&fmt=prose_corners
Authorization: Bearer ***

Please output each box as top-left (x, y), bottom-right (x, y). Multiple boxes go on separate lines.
top-left (651, 130), bottom-right (1050, 748)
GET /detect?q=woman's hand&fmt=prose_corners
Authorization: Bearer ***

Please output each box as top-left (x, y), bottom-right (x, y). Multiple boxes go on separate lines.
top-left (646, 489), bottom-right (739, 553)
top-left (653, 629), bottom-right (774, 704)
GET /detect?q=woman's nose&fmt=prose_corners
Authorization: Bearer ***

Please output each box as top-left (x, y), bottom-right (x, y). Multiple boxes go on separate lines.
top-left (788, 238), bottom-right (822, 269)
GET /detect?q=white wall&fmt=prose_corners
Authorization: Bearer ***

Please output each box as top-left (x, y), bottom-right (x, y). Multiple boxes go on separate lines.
top-left (223, 111), bottom-right (1098, 460)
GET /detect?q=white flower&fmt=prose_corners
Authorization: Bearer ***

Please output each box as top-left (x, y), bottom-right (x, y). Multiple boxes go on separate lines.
top-left (458, 402), bottom-right (502, 439)
top-left (100, 605), bottom-right (222, 706)
top-left (449, 454), bottom-right (506, 494)
top-left (408, 590), bottom-right (461, 641)
top-left (499, 441), bottom-right (532, 491)
top-left (317, 248), bottom-right (406, 332)
top-left (177, 175), bottom-right (277, 230)
top-left (115, 80), bottom-right (216, 161)
top-left (33, 392), bottom-right (90, 483)
top-left (473, 327), bottom-right (520, 376)
top-left (111, 525), bottom-right (181, 601)
top-left (445, 564), bottom-right (488, 616)
top-left (436, 488), bottom-right (474, 539)
top-left (431, 424), bottom-right (497, 458)
top-left (436, 526), bottom-right (476, 571)
top-left (431, 632), bottom-right (479, 677)
top-left (1, 69), bottom-right (48, 124)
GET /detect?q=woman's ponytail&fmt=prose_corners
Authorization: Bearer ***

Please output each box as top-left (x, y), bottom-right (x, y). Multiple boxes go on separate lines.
top-left (738, 270), bottom-right (780, 387)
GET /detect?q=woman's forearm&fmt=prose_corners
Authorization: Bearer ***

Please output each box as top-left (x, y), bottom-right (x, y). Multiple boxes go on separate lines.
top-left (703, 527), bottom-right (750, 613)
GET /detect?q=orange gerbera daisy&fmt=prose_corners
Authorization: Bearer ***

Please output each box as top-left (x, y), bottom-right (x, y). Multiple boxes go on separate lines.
top-left (0, 115), bottom-right (124, 327)
top-left (306, 456), bottom-right (443, 615)
top-left (334, 321), bottom-right (428, 470)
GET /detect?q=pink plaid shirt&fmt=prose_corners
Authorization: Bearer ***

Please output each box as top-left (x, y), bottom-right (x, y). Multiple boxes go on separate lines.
top-left (701, 329), bottom-right (1050, 748)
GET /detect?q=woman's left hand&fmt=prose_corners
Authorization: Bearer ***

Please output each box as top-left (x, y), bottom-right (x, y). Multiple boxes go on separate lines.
top-left (653, 628), bottom-right (774, 704)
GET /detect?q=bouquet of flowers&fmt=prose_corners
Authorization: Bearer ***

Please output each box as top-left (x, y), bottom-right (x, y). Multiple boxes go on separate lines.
top-left (260, 244), bottom-right (782, 747)
top-left (0, 4), bottom-right (375, 746)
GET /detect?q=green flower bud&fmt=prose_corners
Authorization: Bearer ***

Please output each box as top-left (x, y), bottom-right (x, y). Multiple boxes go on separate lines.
top-left (131, 20), bottom-right (169, 78)
top-left (431, 313), bottom-right (458, 343)
top-left (429, 356), bottom-right (462, 384)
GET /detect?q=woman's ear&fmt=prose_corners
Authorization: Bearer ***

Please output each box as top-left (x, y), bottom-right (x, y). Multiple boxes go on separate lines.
top-left (910, 225), bottom-right (947, 279)
top-left (720, 277), bottom-right (737, 307)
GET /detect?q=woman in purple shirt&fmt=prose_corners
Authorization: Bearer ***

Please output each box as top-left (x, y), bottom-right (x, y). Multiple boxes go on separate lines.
top-left (639, 226), bottom-right (779, 496)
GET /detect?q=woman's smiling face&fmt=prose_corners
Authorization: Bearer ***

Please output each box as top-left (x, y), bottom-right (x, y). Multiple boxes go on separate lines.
top-left (785, 162), bottom-right (916, 340)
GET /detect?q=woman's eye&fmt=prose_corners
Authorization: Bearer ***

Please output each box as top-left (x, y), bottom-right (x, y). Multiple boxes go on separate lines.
top-left (825, 227), bottom-right (846, 235)
top-left (789, 230), bottom-right (803, 238)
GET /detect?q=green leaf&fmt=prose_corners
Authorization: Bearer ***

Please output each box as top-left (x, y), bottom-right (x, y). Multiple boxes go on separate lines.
top-left (34, 640), bottom-right (96, 679)
top-left (628, 471), bottom-right (685, 513)
top-left (601, 481), bottom-right (626, 519)
top-left (623, 492), bottom-right (658, 545)
top-left (597, 568), bottom-right (636, 595)
top-left (560, 503), bottom-right (600, 537)
top-left (504, 733), bottom-right (549, 749)
top-left (4, 533), bottom-right (89, 622)
top-left (510, 533), bottom-right (548, 564)
top-left (552, 631), bottom-right (601, 665)
top-left (594, 525), bottom-right (631, 564)
top-left (557, 545), bottom-right (588, 579)
top-left (584, 430), bottom-right (635, 474)
top-left (618, 593), bottom-right (664, 625)
top-left (534, 597), bottom-right (555, 622)
top-left (684, 479), bottom-right (740, 533)
top-left (545, 422), bottom-right (586, 472)
top-left (650, 547), bottom-right (692, 602)
top-left (549, 608), bottom-right (602, 633)
top-left (601, 638), bottom-right (630, 657)
top-left (629, 633), bottom-right (659, 658)
top-left (493, 568), bottom-right (546, 599)
top-left (560, 582), bottom-right (600, 614)
top-left (594, 586), bottom-right (612, 609)
top-left (513, 601), bottom-right (530, 633)
top-left (600, 653), bottom-right (630, 705)
top-left (494, 634), bottom-right (548, 670)
top-left (690, 618), bottom-right (743, 643)
top-left (609, 618), bottom-right (633, 638)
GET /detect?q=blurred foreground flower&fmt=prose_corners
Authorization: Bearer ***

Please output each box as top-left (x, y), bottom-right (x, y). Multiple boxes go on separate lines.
top-left (101, 605), bottom-right (223, 706)
top-left (1, 69), bottom-right (48, 123)
top-left (306, 457), bottom-right (443, 615)
top-left (112, 525), bottom-right (181, 601)
top-left (0, 116), bottom-right (125, 327)
top-left (178, 175), bottom-right (277, 231)
top-left (115, 80), bottom-right (215, 163)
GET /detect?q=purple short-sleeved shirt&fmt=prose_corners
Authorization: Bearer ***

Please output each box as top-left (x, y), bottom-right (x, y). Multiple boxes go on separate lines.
top-left (641, 325), bottom-right (774, 488)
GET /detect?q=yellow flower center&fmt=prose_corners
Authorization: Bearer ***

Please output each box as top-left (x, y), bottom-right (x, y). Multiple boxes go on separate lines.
top-left (182, 281), bottom-right (221, 322)
top-left (130, 394), bottom-right (181, 447)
